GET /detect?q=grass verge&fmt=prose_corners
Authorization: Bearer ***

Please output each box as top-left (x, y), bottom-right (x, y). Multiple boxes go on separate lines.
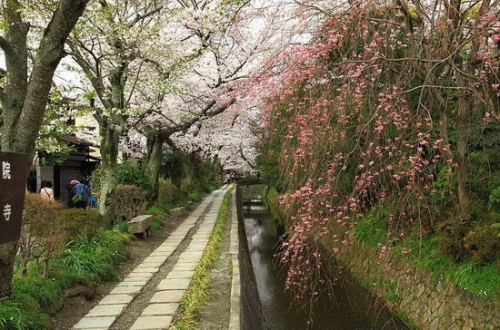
top-left (168, 184), bottom-right (235, 330)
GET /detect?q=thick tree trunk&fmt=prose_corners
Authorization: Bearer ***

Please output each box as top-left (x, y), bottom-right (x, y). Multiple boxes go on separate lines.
top-left (0, 242), bottom-right (17, 297)
top-left (96, 63), bottom-right (127, 216)
top-left (145, 132), bottom-right (164, 202)
top-left (0, 0), bottom-right (89, 299)
top-left (98, 122), bottom-right (121, 216)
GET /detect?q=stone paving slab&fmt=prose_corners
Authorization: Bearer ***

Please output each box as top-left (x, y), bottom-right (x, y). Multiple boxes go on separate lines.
top-left (157, 278), bottom-right (191, 291)
top-left (150, 289), bottom-right (185, 303)
top-left (142, 255), bottom-right (168, 264)
top-left (132, 266), bottom-right (160, 273)
top-left (130, 315), bottom-right (174, 330)
top-left (152, 245), bottom-right (176, 253)
top-left (172, 263), bottom-right (197, 271)
top-left (73, 316), bottom-right (117, 329)
top-left (178, 251), bottom-right (203, 260)
top-left (167, 269), bottom-right (195, 279)
top-left (125, 272), bottom-right (154, 280)
top-left (98, 294), bottom-right (135, 305)
top-left (86, 304), bottom-right (128, 317)
top-left (142, 303), bottom-right (179, 316)
top-left (109, 285), bottom-right (142, 295)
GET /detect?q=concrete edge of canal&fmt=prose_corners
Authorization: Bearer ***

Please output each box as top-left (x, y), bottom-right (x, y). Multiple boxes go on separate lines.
top-left (228, 188), bottom-right (241, 329)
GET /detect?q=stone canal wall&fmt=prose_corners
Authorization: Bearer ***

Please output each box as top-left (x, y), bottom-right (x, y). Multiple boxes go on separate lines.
top-left (236, 187), bottom-right (264, 330)
top-left (335, 241), bottom-right (500, 330)
top-left (263, 188), bottom-right (500, 330)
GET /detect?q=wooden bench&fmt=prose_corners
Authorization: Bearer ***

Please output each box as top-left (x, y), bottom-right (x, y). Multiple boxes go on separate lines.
top-left (128, 215), bottom-right (153, 237)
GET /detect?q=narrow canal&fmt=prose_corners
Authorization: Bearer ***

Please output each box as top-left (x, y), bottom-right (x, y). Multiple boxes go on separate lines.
top-left (240, 184), bottom-right (412, 330)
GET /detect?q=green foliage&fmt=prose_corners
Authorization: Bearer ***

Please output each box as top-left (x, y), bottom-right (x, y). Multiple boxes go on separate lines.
top-left (92, 159), bottom-right (153, 197)
top-left (56, 208), bottom-right (112, 240)
top-left (0, 295), bottom-right (51, 330)
top-left (152, 217), bottom-right (165, 230)
top-left (255, 149), bottom-right (281, 190)
top-left (20, 193), bottom-right (65, 276)
top-left (147, 205), bottom-right (168, 217)
top-left (352, 210), bottom-right (389, 247)
top-left (60, 230), bottom-right (130, 285)
top-left (187, 193), bottom-right (202, 203)
top-left (12, 276), bottom-right (62, 311)
top-left (116, 159), bottom-right (154, 195)
top-left (462, 222), bottom-right (500, 265)
top-left (402, 228), bottom-right (500, 301)
top-left (116, 222), bottom-right (129, 234)
top-left (108, 184), bottom-right (149, 224)
top-left (160, 151), bottom-right (221, 193)
top-left (492, 223), bottom-right (500, 237)
top-left (451, 263), bottom-right (500, 302)
top-left (489, 187), bottom-right (500, 212)
top-left (158, 180), bottom-right (185, 209)
top-left (161, 152), bottom-right (187, 186)
top-left (1, 226), bottom-right (133, 330)
top-left (197, 159), bottom-right (222, 190)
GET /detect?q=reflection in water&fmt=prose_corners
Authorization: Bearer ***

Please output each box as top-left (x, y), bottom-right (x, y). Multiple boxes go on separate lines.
top-left (243, 209), bottom-right (411, 330)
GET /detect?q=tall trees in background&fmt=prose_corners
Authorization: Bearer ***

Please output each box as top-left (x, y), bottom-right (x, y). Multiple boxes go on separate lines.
top-left (67, 0), bottom-right (266, 213)
top-left (134, 0), bottom-right (264, 200)
top-left (66, 0), bottom-right (171, 215)
top-left (0, 0), bottom-right (89, 298)
top-left (256, 0), bottom-right (500, 301)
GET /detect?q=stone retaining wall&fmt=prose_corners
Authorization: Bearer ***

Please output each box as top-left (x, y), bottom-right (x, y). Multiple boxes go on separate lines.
top-left (264, 188), bottom-right (500, 329)
top-left (236, 187), bottom-right (264, 330)
top-left (265, 188), bottom-right (500, 330)
top-left (325, 239), bottom-right (500, 329)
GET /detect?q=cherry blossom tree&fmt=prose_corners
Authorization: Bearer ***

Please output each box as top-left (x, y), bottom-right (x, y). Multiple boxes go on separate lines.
top-left (255, 0), bottom-right (500, 305)
top-left (65, 0), bottom-right (174, 215)
top-left (66, 0), bottom-right (270, 213)
top-left (0, 0), bottom-right (89, 298)
top-left (137, 1), bottom-right (259, 179)
top-left (126, 0), bottom-right (273, 197)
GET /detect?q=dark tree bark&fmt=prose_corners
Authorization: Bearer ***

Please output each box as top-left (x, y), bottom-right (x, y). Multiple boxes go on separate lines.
top-left (0, 0), bottom-right (90, 298)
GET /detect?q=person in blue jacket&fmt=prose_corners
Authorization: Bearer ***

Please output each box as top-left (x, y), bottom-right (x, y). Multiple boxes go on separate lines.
top-left (66, 180), bottom-right (92, 209)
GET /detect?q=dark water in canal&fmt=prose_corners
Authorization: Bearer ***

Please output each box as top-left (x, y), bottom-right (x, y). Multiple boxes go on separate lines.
top-left (242, 203), bottom-right (412, 330)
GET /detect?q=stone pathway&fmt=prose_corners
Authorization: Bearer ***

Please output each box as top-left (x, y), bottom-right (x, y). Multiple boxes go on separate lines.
top-left (72, 186), bottom-right (240, 330)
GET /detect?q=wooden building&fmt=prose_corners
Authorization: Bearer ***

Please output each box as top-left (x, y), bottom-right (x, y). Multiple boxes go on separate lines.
top-left (30, 135), bottom-right (101, 206)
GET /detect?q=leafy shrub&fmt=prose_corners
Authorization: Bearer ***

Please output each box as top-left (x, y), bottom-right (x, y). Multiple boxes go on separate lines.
top-left (188, 193), bottom-right (202, 203)
top-left (158, 180), bottom-right (185, 208)
top-left (161, 151), bottom-right (187, 187)
top-left (116, 159), bottom-right (154, 195)
top-left (197, 159), bottom-right (222, 190)
top-left (437, 221), bottom-right (468, 262)
top-left (147, 205), bottom-right (168, 217)
top-left (463, 222), bottom-right (500, 265)
top-left (20, 193), bottom-right (64, 277)
top-left (107, 184), bottom-right (149, 224)
top-left (56, 208), bottom-right (112, 240)
top-left (92, 159), bottom-right (153, 197)
top-left (438, 219), bottom-right (500, 265)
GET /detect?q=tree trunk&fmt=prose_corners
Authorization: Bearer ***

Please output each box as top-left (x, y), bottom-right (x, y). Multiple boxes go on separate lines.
top-left (0, 0), bottom-right (90, 298)
top-left (0, 242), bottom-right (18, 297)
top-left (454, 75), bottom-right (473, 223)
top-left (144, 132), bottom-right (164, 202)
top-left (96, 63), bottom-right (127, 216)
top-left (98, 122), bottom-right (121, 216)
